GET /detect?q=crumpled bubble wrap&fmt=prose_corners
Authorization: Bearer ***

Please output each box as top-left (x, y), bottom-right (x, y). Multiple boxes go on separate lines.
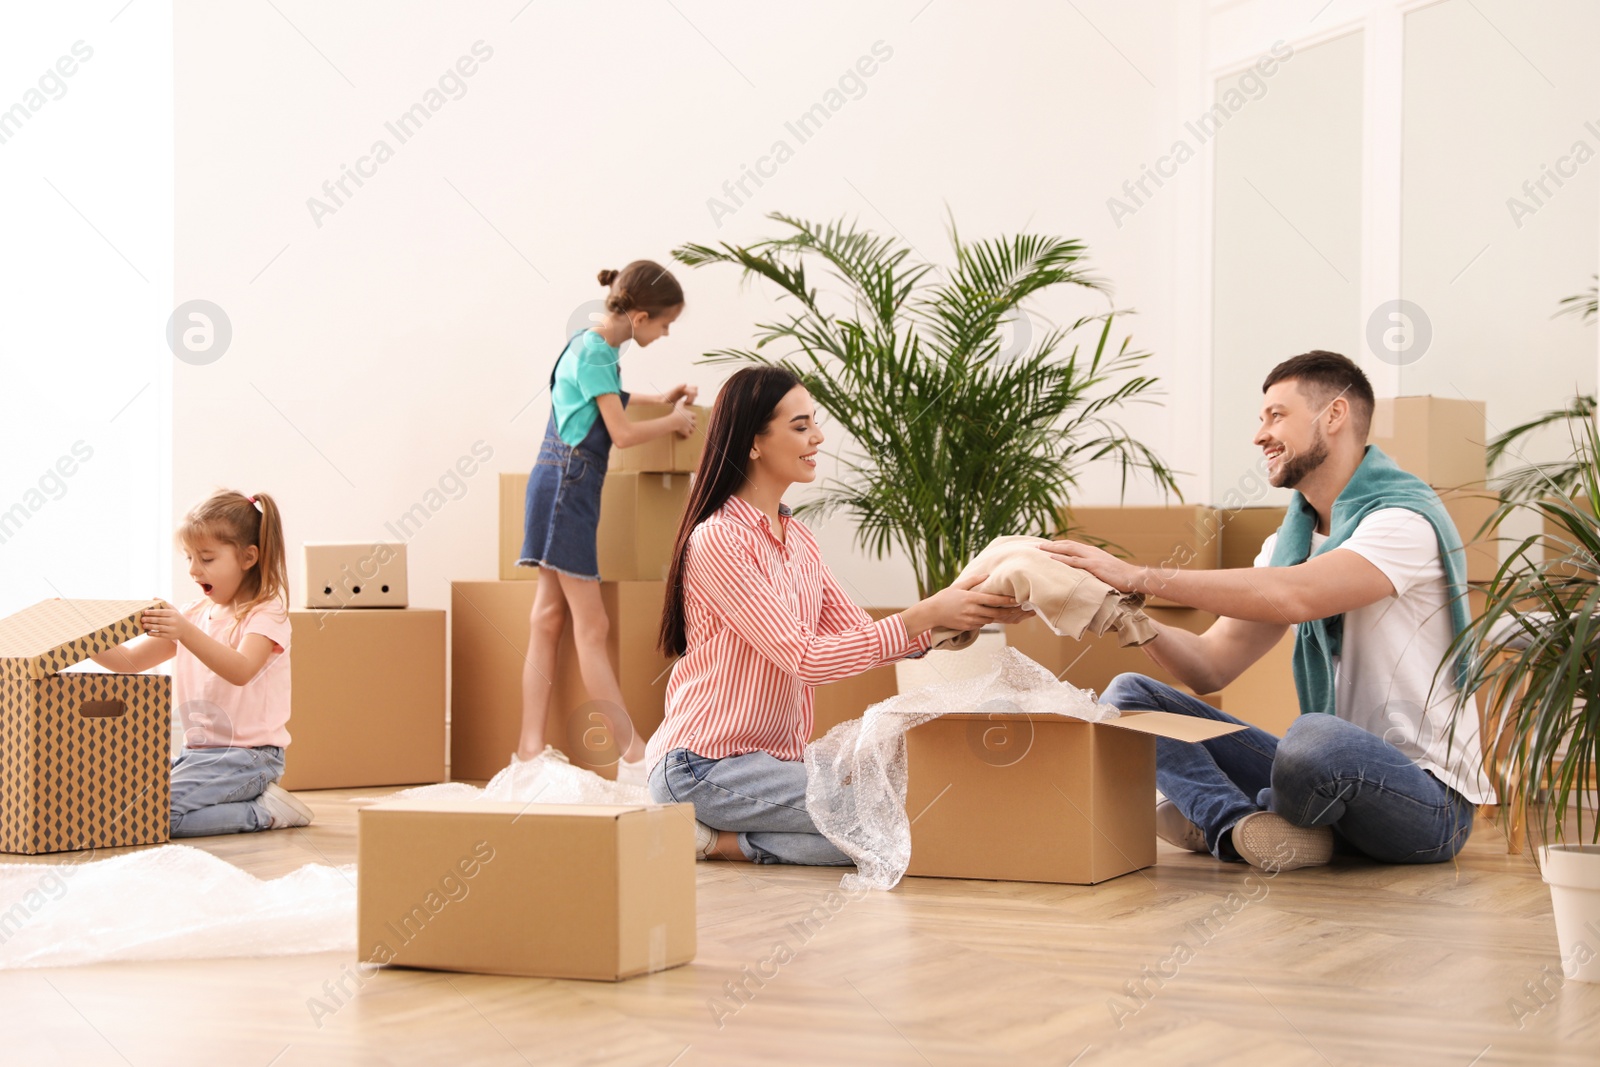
top-left (0, 845), bottom-right (355, 969)
top-left (805, 646), bottom-right (1116, 891)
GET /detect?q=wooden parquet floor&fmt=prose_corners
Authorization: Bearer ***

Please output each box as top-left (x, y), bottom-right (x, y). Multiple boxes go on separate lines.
top-left (2, 788), bottom-right (1597, 1066)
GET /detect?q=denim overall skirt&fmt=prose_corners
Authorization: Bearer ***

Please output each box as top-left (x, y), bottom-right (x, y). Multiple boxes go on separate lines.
top-left (517, 337), bottom-right (628, 581)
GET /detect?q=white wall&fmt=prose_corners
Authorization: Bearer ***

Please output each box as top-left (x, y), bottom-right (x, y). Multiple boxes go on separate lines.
top-left (0, 3), bottom-right (171, 619)
top-left (172, 0), bottom-right (1195, 613)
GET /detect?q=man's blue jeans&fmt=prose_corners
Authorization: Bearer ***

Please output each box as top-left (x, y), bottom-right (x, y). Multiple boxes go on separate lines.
top-left (169, 745), bottom-right (285, 838)
top-left (1101, 674), bottom-right (1476, 864)
top-left (648, 748), bottom-right (851, 866)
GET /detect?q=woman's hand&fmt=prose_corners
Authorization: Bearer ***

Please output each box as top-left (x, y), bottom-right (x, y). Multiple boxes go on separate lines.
top-left (663, 383), bottom-right (699, 405)
top-left (1037, 539), bottom-right (1142, 593)
top-left (903, 573), bottom-right (1020, 636)
top-left (141, 600), bottom-right (196, 645)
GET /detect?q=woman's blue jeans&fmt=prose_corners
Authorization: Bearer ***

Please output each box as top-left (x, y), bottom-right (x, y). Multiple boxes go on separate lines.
top-left (648, 748), bottom-right (851, 866)
top-left (1101, 673), bottom-right (1476, 864)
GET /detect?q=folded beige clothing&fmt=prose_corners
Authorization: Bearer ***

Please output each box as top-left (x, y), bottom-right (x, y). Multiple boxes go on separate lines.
top-left (930, 535), bottom-right (1157, 651)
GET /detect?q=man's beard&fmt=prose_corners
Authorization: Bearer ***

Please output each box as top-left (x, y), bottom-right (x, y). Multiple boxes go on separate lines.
top-left (1272, 430), bottom-right (1329, 489)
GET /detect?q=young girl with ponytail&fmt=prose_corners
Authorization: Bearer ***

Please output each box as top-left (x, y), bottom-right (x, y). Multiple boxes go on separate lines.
top-left (92, 489), bottom-right (311, 836)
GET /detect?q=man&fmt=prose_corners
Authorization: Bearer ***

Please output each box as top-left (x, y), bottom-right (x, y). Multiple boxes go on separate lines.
top-left (1042, 351), bottom-right (1494, 871)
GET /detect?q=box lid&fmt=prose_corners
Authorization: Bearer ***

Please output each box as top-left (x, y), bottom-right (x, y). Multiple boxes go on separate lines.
top-left (0, 599), bottom-right (157, 679)
top-left (928, 709), bottom-right (1245, 744)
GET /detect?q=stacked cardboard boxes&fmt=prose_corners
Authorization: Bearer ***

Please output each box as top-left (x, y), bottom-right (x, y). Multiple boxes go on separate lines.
top-left (281, 608), bottom-right (446, 790)
top-left (1371, 396), bottom-right (1501, 583)
top-left (287, 544), bottom-right (446, 790)
top-left (467, 411), bottom-right (704, 779)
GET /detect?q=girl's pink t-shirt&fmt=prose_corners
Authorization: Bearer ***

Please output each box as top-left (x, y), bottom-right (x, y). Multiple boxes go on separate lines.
top-left (172, 598), bottom-right (293, 749)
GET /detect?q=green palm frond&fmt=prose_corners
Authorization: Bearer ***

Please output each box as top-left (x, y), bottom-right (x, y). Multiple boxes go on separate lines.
top-left (671, 213), bottom-right (1180, 599)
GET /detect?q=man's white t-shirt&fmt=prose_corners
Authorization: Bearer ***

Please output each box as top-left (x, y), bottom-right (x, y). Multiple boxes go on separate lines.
top-left (1256, 507), bottom-right (1495, 804)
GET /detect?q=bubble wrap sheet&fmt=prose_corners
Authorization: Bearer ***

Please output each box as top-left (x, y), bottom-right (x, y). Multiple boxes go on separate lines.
top-left (0, 846), bottom-right (355, 969)
top-left (805, 646), bottom-right (1116, 891)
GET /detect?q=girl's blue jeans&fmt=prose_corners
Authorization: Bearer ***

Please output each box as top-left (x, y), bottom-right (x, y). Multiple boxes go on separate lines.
top-left (169, 745), bottom-right (285, 838)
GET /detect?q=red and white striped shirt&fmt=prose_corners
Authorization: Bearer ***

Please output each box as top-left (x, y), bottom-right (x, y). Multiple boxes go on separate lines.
top-left (646, 495), bottom-right (931, 766)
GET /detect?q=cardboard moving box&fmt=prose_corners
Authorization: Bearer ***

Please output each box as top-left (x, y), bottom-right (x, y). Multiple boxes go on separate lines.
top-left (498, 471), bottom-right (690, 583)
top-left (302, 542), bottom-right (409, 609)
top-left (598, 472), bottom-right (691, 582)
top-left (1218, 506), bottom-right (1287, 570)
top-left (451, 580), bottom-right (672, 780)
top-left (1006, 606), bottom-right (1216, 696)
top-left (905, 710), bottom-right (1244, 884)
top-left (359, 799), bottom-right (696, 980)
top-left (1370, 396), bottom-right (1487, 489)
top-left (281, 609), bottom-right (446, 791)
top-left (1436, 487), bottom-right (1501, 584)
top-left (1218, 628), bottom-right (1298, 737)
top-left (608, 401), bottom-right (708, 473)
top-left (1060, 505), bottom-right (1222, 571)
top-left (0, 599), bottom-right (170, 853)
top-left (498, 472), bottom-right (534, 581)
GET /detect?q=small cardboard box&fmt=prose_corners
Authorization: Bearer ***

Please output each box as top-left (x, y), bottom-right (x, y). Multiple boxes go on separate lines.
top-left (1005, 606), bottom-right (1217, 697)
top-left (1218, 629), bottom-right (1298, 736)
top-left (358, 799), bottom-right (696, 980)
top-left (1370, 396), bottom-right (1487, 489)
top-left (598, 472), bottom-right (691, 582)
top-left (609, 401), bottom-right (708, 474)
top-left (0, 599), bottom-right (170, 853)
top-left (1218, 506), bottom-right (1287, 570)
top-left (812, 609), bottom-right (901, 740)
top-left (302, 542), bottom-right (408, 609)
top-left (450, 580), bottom-right (673, 781)
top-left (498, 471), bottom-right (690, 583)
top-left (1436, 487), bottom-right (1501, 584)
top-left (281, 609), bottom-right (445, 790)
top-left (904, 710), bottom-right (1245, 884)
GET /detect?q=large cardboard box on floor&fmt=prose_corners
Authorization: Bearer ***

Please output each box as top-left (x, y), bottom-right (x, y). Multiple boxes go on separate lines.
top-left (904, 711), bottom-right (1245, 884)
top-left (608, 401), bottom-right (708, 474)
top-left (812, 608), bottom-right (902, 740)
top-left (1370, 396), bottom-right (1487, 489)
top-left (1006, 606), bottom-right (1216, 697)
top-left (280, 609), bottom-right (445, 791)
top-left (0, 599), bottom-right (170, 853)
top-left (498, 471), bottom-right (690, 583)
top-left (451, 580), bottom-right (672, 780)
top-left (359, 799), bottom-right (696, 980)
top-left (1218, 506), bottom-right (1287, 570)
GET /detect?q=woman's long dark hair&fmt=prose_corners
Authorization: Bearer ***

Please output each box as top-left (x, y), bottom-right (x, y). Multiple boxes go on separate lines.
top-left (659, 365), bottom-right (803, 656)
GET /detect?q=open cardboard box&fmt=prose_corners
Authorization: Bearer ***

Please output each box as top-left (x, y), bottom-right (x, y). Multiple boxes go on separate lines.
top-left (905, 709), bottom-right (1244, 884)
top-left (0, 599), bottom-right (171, 853)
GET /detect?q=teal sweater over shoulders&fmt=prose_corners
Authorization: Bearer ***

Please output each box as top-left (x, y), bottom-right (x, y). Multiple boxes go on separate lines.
top-left (1267, 445), bottom-right (1471, 717)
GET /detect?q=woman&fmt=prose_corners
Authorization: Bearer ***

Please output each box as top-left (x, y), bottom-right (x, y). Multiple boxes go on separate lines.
top-left (648, 366), bottom-right (1027, 864)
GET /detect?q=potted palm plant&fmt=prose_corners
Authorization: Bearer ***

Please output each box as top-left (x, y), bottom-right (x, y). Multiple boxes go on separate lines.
top-left (671, 214), bottom-right (1178, 682)
top-left (1449, 416), bottom-right (1600, 982)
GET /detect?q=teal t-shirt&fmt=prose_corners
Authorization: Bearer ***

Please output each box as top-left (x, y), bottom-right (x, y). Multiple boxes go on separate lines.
top-left (550, 330), bottom-right (622, 446)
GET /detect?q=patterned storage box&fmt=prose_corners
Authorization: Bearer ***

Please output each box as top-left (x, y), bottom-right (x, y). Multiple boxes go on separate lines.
top-left (0, 599), bottom-right (171, 854)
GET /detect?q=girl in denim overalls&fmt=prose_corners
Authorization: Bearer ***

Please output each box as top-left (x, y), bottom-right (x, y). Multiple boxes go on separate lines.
top-left (516, 261), bottom-right (696, 785)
